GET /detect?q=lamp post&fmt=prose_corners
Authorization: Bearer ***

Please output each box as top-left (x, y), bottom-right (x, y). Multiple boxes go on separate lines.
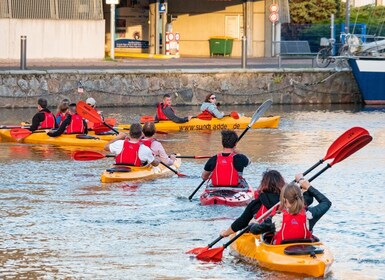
top-left (106, 0), bottom-right (119, 59)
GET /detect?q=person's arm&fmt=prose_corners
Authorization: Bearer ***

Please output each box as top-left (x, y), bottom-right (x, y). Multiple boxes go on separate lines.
top-left (152, 141), bottom-right (174, 165)
top-left (104, 133), bottom-right (127, 152)
top-left (201, 156), bottom-right (216, 180)
top-left (163, 107), bottom-right (189, 123)
top-left (208, 104), bottom-right (224, 119)
top-left (29, 112), bottom-right (44, 132)
top-left (47, 116), bottom-right (70, 137)
top-left (249, 216), bottom-right (276, 235)
top-left (139, 145), bottom-right (159, 166)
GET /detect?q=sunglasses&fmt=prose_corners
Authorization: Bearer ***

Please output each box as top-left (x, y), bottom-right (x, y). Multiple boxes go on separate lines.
top-left (209, 96), bottom-right (216, 100)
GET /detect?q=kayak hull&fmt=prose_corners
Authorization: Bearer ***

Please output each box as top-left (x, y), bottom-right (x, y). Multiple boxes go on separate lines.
top-left (199, 184), bottom-right (254, 206)
top-left (101, 158), bottom-right (182, 183)
top-left (118, 115), bottom-right (280, 132)
top-left (0, 129), bottom-right (108, 148)
top-left (230, 233), bottom-right (334, 277)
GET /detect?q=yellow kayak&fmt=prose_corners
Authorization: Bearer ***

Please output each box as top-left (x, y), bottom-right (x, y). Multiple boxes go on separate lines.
top-left (101, 157), bottom-right (182, 183)
top-left (0, 129), bottom-right (108, 148)
top-left (117, 115), bottom-right (280, 132)
top-left (230, 233), bottom-right (334, 277)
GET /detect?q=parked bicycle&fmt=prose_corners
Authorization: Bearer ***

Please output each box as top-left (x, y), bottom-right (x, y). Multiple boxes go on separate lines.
top-left (316, 35), bottom-right (351, 68)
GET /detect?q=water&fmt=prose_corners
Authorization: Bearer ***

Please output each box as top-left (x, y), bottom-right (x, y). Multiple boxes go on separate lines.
top-left (0, 104), bottom-right (384, 279)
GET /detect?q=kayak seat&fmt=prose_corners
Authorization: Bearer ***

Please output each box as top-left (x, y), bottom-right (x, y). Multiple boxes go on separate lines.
top-left (94, 131), bottom-right (116, 135)
top-left (106, 167), bottom-right (131, 173)
top-left (76, 134), bottom-right (100, 140)
top-left (284, 244), bottom-right (324, 256)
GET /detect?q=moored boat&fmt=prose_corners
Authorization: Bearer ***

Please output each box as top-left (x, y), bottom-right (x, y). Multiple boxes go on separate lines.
top-left (230, 233), bottom-right (334, 277)
top-left (100, 157), bottom-right (182, 183)
top-left (118, 115), bottom-right (280, 133)
top-left (199, 183), bottom-right (254, 206)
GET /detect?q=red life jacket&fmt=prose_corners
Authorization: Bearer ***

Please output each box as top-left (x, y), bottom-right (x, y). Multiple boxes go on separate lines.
top-left (156, 102), bottom-right (174, 120)
top-left (141, 138), bottom-right (155, 148)
top-left (211, 153), bottom-right (239, 187)
top-left (253, 192), bottom-right (278, 223)
top-left (39, 111), bottom-right (56, 129)
top-left (115, 140), bottom-right (141, 166)
top-left (273, 209), bottom-right (312, 245)
top-left (55, 112), bottom-right (68, 125)
top-left (65, 114), bottom-right (84, 134)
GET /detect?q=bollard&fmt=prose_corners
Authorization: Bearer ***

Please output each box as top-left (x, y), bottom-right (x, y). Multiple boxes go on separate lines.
top-left (241, 36), bottom-right (247, 69)
top-left (20, 36), bottom-right (27, 70)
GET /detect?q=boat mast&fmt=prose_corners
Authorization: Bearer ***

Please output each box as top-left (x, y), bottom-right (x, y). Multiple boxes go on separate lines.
top-left (345, 0), bottom-right (350, 34)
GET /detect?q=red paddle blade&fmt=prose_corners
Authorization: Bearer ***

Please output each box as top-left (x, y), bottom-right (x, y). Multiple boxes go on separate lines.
top-left (77, 101), bottom-right (103, 123)
top-left (330, 134), bottom-right (372, 166)
top-left (196, 246), bottom-right (224, 262)
top-left (324, 127), bottom-right (369, 161)
top-left (196, 112), bottom-right (213, 121)
top-left (140, 115), bottom-right (155, 123)
top-left (104, 118), bottom-right (117, 127)
top-left (93, 124), bottom-right (113, 134)
top-left (230, 111), bottom-right (240, 119)
top-left (73, 151), bottom-right (106, 161)
top-left (186, 246), bottom-right (209, 255)
top-left (10, 128), bottom-right (32, 140)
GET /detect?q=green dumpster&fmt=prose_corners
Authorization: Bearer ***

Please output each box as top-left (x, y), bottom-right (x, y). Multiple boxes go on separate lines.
top-left (209, 36), bottom-right (234, 56)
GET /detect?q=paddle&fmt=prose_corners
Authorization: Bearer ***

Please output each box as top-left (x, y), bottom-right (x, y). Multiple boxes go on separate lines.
top-left (188, 99), bottom-right (273, 201)
top-left (175, 155), bottom-right (211, 159)
top-left (73, 150), bottom-right (187, 177)
top-left (10, 128), bottom-right (33, 140)
top-left (302, 126), bottom-right (369, 176)
top-left (195, 132), bottom-right (372, 262)
top-left (77, 101), bottom-right (119, 134)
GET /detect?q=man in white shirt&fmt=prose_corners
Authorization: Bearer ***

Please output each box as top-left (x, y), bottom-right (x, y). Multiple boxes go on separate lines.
top-left (104, 123), bottom-right (159, 167)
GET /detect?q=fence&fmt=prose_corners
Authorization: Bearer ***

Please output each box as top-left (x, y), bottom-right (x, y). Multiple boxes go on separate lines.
top-left (0, 0), bottom-right (103, 20)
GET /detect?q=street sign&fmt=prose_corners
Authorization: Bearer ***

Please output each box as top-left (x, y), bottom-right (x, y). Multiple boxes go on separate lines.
top-left (106, 0), bottom-right (119, 4)
top-left (269, 3), bottom-right (279, 13)
top-left (269, 13), bottom-right (279, 23)
top-left (159, 3), bottom-right (167, 13)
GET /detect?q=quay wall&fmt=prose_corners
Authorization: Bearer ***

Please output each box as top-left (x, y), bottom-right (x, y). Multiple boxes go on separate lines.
top-left (0, 69), bottom-right (361, 108)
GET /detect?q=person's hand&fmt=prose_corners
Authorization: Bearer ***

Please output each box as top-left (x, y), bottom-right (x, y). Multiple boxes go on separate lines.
top-left (295, 173), bottom-right (310, 190)
top-left (187, 116), bottom-right (193, 121)
top-left (169, 154), bottom-right (177, 162)
top-left (117, 132), bottom-right (127, 139)
top-left (295, 173), bottom-right (304, 182)
top-left (220, 228), bottom-right (234, 237)
top-left (249, 223), bottom-right (262, 235)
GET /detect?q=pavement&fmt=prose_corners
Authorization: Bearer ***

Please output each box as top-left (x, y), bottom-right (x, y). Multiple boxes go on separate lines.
top-left (0, 56), bottom-right (317, 71)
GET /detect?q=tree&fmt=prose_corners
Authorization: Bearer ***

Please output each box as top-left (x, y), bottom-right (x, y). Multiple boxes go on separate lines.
top-left (289, 0), bottom-right (338, 24)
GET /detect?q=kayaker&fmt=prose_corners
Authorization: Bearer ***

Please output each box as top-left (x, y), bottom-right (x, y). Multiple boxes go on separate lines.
top-left (249, 174), bottom-right (332, 245)
top-left (201, 129), bottom-right (250, 188)
top-left (86, 97), bottom-right (104, 130)
top-left (155, 94), bottom-right (193, 123)
top-left (104, 123), bottom-right (160, 167)
top-left (55, 98), bottom-right (70, 125)
top-left (47, 103), bottom-right (87, 137)
top-left (200, 93), bottom-right (224, 119)
top-left (142, 121), bottom-right (176, 166)
top-left (29, 98), bottom-right (57, 132)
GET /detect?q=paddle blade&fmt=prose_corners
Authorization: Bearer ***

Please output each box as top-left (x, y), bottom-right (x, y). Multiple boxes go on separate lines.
top-left (140, 115), bottom-right (155, 123)
top-left (186, 246), bottom-right (209, 255)
top-left (77, 101), bottom-right (103, 124)
top-left (73, 151), bottom-right (106, 161)
top-left (93, 124), bottom-right (113, 134)
top-left (230, 111), bottom-right (240, 119)
top-left (324, 127), bottom-right (369, 161)
top-left (330, 134), bottom-right (372, 166)
top-left (196, 247), bottom-right (224, 262)
top-left (196, 112), bottom-right (213, 121)
top-left (249, 99), bottom-right (273, 127)
top-left (10, 128), bottom-right (32, 140)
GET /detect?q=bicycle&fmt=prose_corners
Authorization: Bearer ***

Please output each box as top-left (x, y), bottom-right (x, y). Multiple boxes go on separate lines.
top-left (316, 36), bottom-right (351, 68)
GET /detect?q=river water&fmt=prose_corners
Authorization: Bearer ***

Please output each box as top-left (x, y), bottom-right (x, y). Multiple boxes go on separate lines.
top-left (0, 104), bottom-right (384, 279)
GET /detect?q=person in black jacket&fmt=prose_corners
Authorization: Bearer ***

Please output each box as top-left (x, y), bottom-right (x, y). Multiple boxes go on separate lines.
top-left (29, 98), bottom-right (57, 132)
top-left (47, 103), bottom-right (87, 137)
top-left (155, 94), bottom-right (193, 123)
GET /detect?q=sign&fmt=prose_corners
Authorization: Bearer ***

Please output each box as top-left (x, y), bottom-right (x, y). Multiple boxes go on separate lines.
top-left (159, 3), bottom-right (167, 13)
top-left (269, 3), bottom-right (279, 23)
top-left (269, 4), bottom-right (279, 13)
top-left (106, 0), bottom-right (119, 4)
top-left (115, 39), bottom-right (149, 49)
top-left (269, 13), bottom-right (279, 23)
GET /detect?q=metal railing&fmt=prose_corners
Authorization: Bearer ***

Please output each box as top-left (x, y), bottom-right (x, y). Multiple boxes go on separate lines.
top-left (0, 0), bottom-right (103, 20)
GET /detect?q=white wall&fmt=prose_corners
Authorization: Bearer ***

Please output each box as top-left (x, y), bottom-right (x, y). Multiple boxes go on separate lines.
top-left (0, 19), bottom-right (105, 59)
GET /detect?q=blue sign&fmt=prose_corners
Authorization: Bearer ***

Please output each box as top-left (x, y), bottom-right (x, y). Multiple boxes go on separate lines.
top-left (115, 39), bottom-right (149, 49)
top-left (159, 3), bottom-right (166, 13)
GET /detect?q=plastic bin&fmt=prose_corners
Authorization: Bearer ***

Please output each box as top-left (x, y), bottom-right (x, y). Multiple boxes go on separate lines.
top-left (209, 36), bottom-right (234, 56)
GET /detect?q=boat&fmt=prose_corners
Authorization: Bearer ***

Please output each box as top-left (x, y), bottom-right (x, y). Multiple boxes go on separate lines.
top-left (199, 182), bottom-right (254, 206)
top-left (100, 157), bottom-right (182, 183)
top-left (0, 128), bottom-right (108, 148)
top-left (229, 232), bottom-right (334, 277)
top-left (117, 115), bottom-right (280, 133)
top-left (348, 56), bottom-right (385, 105)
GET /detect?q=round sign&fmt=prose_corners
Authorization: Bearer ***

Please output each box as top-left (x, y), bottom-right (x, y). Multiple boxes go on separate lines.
top-left (175, 33), bottom-right (180, 41)
top-left (269, 12), bottom-right (279, 23)
top-left (269, 4), bottom-right (279, 13)
top-left (167, 33), bottom-right (174, 42)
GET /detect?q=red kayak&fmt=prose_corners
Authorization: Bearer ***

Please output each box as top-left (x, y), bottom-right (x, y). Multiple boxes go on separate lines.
top-left (199, 182), bottom-right (254, 206)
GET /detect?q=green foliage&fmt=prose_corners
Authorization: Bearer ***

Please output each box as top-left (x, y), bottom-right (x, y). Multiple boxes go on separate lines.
top-left (289, 0), bottom-right (337, 24)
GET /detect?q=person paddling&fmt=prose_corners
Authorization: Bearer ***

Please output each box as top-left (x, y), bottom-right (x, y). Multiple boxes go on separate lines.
top-left (29, 98), bottom-right (57, 132)
top-left (249, 174), bottom-right (331, 244)
top-left (142, 121), bottom-right (176, 166)
top-left (47, 103), bottom-right (87, 137)
top-left (201, 129), bottom-right (250, 188)
top-left (104, 123), bottom-right (159, 167)
top-left (155, 94), bottom-right (192, 123)
top-left (55, 98), bottom-right (70, 125)
top-left (200, 93), bottom-right (224, 119)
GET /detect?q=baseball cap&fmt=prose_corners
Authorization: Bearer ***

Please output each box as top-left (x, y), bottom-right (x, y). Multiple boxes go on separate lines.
top-left (86, 97), bottom-right (96, 106)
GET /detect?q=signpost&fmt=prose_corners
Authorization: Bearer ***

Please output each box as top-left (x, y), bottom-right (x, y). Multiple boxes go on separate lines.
top-left (106, 0), bottom-right (120, 59)
top-left (269, 3), bottom-right (279, 57)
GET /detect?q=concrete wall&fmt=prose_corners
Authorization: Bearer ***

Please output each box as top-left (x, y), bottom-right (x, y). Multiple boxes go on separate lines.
top-left (0, 19), bottom-right (105, 59)
top-left (0, 69), bottom-right (361, 108)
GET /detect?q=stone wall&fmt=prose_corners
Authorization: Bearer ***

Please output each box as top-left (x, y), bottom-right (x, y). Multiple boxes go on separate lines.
top-left (0, 69), bottom-right (361, 108)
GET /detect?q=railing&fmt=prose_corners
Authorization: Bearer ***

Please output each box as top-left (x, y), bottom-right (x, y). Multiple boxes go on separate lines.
top-left (0, 0), bottom-right (103, 20)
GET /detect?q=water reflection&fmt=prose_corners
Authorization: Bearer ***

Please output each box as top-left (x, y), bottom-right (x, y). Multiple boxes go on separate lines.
top-left (0, 104), bottom-right (384, 279)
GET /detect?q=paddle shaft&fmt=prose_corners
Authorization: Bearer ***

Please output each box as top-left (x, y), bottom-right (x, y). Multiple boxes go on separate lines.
top-left (176, 156), bottom-right (211, 159)
top-left (159, 161), bottom-right (181, 176)
top-left (188, 180), bottom-right (206, 201)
